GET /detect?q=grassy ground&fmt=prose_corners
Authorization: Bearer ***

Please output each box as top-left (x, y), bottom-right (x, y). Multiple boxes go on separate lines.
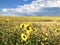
top-left (1, 16), bottom-right (60, 21)
top-left (0, 16), bottom-right (60, 45)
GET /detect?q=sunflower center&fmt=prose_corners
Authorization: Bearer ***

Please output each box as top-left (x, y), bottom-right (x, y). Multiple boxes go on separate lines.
top-left (27, 26), bottom-right (30, 30)
top-left (22, 25), bottom-right (24, 28)
top-left (23, 36), bottom-right (26, 38)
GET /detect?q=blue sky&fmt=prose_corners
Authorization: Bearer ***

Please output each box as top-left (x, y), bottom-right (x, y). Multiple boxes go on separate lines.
top-left (0, 0), bottom-right (60, 16)
top-left (0, 0), bottom-right (33, 8)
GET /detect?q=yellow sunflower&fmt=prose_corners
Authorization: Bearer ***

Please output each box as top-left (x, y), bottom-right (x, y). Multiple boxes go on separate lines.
top-left (26, 30), bottom-right (31, 36)
top-left (24, 27), bottom-right (32, 35)
top-left (24, 24), bottom-right (30, 29)
top-left (20, 23), bottom-right (24, 28)
top-left (24, 26), bottom-right (32, 31)
top-left (21, 33), bottom-right (28, 41)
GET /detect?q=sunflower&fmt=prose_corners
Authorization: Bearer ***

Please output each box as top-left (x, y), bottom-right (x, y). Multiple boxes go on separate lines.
top-left (24, 27), bottom-right (32, 36)
top-left (26, 30), bottom-right (30, 35)
top-left (24, 24), bottom-right (30, 29)
top-left (20, 23), bottom-right (24, 28)
top-left (24, 25), bottom-right (32, 30)
top-left (21, 33), bottom-right (28, 41)
top-left (25, 27), bottom-right (32, 37)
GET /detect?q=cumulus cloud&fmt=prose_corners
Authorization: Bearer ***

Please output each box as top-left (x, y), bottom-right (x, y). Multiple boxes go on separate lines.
top-left (2, 0), bottom-right (45, 15)
top-left (1, 0), bottom-right (60, 16)
top-left (2, 8), bottom-right (10, 12)
top-left (2, 8), bottom-right (14, 12)
top-left (46, 0), bottom-right (60, 7)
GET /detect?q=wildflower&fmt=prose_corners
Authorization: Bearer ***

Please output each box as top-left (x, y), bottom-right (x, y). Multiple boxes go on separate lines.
top-left (24, 27), bottom-right (32, 34)
top-left (20, 23), bottom-right (24, 28)
top-left (26, 30), bottom-right (30, 36)
top-left (24, 26), bottom-right (32, 31)
top-left (55, 29), bottom-right (59, 32)
top-left (24, 24), bottom-right (30, 28)
top-left (21, 33), bottom-right (28, 41)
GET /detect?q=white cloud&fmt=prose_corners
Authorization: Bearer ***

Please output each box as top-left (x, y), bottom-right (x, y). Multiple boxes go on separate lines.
top-left (46, 0), bottom-right (60, 7)
top-left (14, 0), bottom-right (45, 14)
top-left (2, 8), bottom-right (9, 12)
top-left (2, 8), bottom-right (14, 12)
top-left (2, 0), bottom-right (45, 15)
top-left (1, 0), bottom-right (60, 16)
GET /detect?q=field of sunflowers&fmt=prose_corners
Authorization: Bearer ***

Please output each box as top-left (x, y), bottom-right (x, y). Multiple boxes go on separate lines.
top-left (0, 16), bottom-right (60, 45)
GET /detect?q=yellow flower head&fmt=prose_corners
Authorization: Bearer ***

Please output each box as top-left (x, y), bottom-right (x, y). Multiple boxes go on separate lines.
top-left (27, 26), bottom-right (32, 31)
top-left (26, 30), bottom-right (31, 35)
top-left (20, 23), bottom-right (24, 28)
top-left (21, 33), bottom-right (28, 41)
top-left (24, 26), bottom-right (32, 35)
top-left (24, 26), bottom-right (32, 31)
top-left (24, 23), bottom-right (30, 28)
